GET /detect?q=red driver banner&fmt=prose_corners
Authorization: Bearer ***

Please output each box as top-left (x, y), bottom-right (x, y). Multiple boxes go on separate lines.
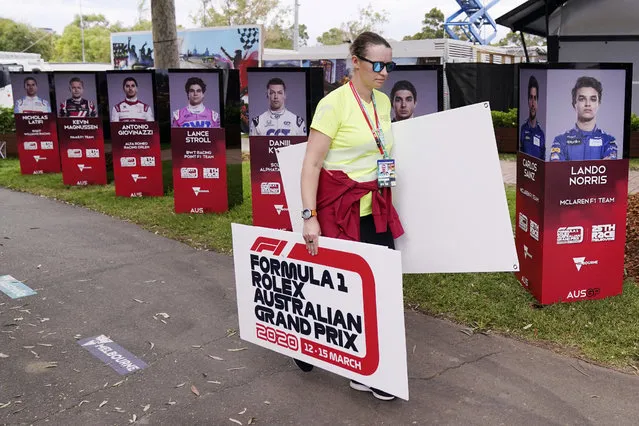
top-left (171, 127), bottom-right (228, 213)
top-left (232, 224), bottom-right (408, 400)
top-left (15, 114), bottom-right (61, 175)
top-left (58, 118), bottom-right (107, 186)
top-left (110, 121), bottom-right (163, 197)
top-left (250, 136), bottom-right (307, 230)
top-left (515, 153), bottom-right (629, 304)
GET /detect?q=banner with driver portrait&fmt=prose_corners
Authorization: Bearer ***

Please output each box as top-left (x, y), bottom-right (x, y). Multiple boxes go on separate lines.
top-left (247, 68), bottom-right (323, 230)
top-left (515, 63), bottom-right (632, 304)
top-left (107, 70), bottom-right (163, 197)
top-left (169, 69), bottom-right (229, 213)
top-left (54, 72), bottom-right (107, 186)
top-left (11, 72), bottom-right (61, 175)
top-left (232, 223), bottom-right (409, 400)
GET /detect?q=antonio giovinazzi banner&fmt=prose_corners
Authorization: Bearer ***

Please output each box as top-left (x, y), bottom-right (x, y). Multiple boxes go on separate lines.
top-left (232, 224), bottom-right (409, 400)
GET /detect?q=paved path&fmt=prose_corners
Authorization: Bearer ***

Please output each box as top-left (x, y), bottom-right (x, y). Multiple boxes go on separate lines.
top-left (2, 188), bottom-right (639, 424)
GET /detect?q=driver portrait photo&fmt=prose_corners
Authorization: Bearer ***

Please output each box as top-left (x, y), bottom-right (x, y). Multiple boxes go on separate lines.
top-left (249, 77), bottom-right (306, 136)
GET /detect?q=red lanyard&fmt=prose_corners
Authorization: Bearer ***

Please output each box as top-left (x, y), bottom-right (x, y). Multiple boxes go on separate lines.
top-left (349, 81), bottom-right (387, 157)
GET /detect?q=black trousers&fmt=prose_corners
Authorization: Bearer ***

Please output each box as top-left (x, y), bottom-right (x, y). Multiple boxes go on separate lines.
top-left (359, 215), bottom-right (395, 249)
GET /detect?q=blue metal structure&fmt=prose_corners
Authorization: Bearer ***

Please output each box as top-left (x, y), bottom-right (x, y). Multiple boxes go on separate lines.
top-left (444, 0), bottom-right (501, 45)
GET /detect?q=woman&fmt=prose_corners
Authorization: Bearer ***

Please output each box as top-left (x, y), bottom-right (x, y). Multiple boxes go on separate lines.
top-left (296, 32), bottom-right (404, 402)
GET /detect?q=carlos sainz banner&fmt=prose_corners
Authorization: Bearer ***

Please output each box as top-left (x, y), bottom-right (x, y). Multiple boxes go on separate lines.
top-left (232, 224), bottom-right (409, 400)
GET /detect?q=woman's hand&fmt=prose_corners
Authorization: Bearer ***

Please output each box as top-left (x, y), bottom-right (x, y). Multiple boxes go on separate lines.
top-left (303, 216), bottom-right (321, 256)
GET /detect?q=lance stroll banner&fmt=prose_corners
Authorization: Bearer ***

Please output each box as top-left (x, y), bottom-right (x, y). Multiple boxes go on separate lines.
top-left (172, 127), bottom-right (227, 213)
top-left (107, 71), bottom-right (163, 197)
top-left (11, 73), bottom-right (61, 175)
top-left (54, 73), bottom-right (106, 186)
top-left (232, 223), bottom-right (408, 400)
top-left (169, 70), bottom-right (228, 213)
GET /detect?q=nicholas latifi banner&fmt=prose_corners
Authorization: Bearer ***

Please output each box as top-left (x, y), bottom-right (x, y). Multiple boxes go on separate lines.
top-left (231, 224), bottom-right (408, 400)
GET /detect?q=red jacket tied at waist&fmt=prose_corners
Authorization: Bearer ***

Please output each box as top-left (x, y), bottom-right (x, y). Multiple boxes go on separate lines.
top-left (316, 168), bottom-right (404, 242)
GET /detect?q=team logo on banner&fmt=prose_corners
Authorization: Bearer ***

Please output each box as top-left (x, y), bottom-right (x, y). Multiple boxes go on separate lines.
top-left (232, 224), bottom-right (408, 400)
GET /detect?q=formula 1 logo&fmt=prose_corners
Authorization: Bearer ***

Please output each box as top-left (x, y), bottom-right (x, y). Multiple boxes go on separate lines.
top-left (557, 226), bottom-right (583, 245)
top-left (192, 187), bottom-right (210, 196)
top-left (131, 174), bottom-right (147, 183)
top-left (67, 149), bottom-right (82, 158)
top-left (274, 204), bottom-right (288, 215)
top-left (120, 157), bottom-right (136, 167)
top-left (24, 141), bottom-right (38, 150)
top-left (261, 182), bottom-right (281, 195)
top-left (181, 167), bottom-right (198, 179)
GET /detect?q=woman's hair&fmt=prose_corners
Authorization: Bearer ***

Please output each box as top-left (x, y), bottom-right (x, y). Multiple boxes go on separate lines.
top-left (349, 31), bottom-right (391, 58)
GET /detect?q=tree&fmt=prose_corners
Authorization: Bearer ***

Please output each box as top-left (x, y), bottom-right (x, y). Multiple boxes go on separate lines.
top-left (316, 28), bottom-right (348, 46)
top-left (341, 4), bottom-right (388, 43)
top-left (265, 23), bottom-right (309, 49)
top-left (192, 0), bottom-right (307, 50)
top-left (316, 3), bottom-right (389, 45)
top-left (53, 14), bottom-right (114, 63)
top-left (0, 18), bottom-right (56, 60)
top-left (403, 7), bottom-right (444, 40)
top-left (496, 31), bottom-right (546, 47)
top-left (191, 0), bottom-right (279, 27)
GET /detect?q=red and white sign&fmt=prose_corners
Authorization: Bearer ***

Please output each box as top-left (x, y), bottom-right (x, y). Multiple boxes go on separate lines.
top-left (250, 136), bottom-right (306, 230)
top-left (15, 114), bottom-right (61, 175)
top-left (110, 122), bottom-right (163, 197)
top-left (171, 127), bottom-right (228, 213)
top-left (58, 118), bottom-right (107, 185)
top-left (232, 224), bottom-right (408, 400)
top-left (515, 154), bottom-right (629, 304)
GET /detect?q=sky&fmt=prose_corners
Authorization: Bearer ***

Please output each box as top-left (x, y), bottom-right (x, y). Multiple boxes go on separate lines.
top-left (0, 0), bottom-right (529, 45)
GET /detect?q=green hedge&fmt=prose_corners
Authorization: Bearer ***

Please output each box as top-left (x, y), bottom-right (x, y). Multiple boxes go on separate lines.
top-left (0, 107), bottom-right (15, 134)
top-left (492, 107), bottom-right (639, 132)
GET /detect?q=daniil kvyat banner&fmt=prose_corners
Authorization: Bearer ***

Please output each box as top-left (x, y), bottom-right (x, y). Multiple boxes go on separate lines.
top-left (10, 73), bottom-right (61, 175)
top-left (54, 72), bottom-right (107, 186)
top-left (232, 224), bottom-right (409, 400)
top-left (107, 71), bottom-right (163, 197)
top-left (248, 69), bottom-right (310, 230)
top-left (515, 64), bottom-right (631, 304)
top-left (169, 70), bottom-right (228, 213)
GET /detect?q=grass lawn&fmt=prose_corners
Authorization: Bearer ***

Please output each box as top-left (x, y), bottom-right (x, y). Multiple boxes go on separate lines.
top-left (1, 159), bottom-right (638, 372)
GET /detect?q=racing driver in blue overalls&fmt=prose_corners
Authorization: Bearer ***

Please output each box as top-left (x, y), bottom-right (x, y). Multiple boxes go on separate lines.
top-left (550, 76), bottom-right (618, 162)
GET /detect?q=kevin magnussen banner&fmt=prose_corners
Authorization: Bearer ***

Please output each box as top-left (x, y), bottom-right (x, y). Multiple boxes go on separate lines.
top-left (232, 224), bottom-right (408, 400)
top-left (55, 72), bottom-right (106, 186)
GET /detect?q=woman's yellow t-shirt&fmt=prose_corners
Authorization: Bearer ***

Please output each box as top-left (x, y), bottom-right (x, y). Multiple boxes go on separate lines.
top-left (310, 84), bottom-right (394, 216)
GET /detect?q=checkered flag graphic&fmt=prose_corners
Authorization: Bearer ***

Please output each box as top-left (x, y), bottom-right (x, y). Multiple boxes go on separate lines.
top-left (238, 27), bottom-right (260, 50)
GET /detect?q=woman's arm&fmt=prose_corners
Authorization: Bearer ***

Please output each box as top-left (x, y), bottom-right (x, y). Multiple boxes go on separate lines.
top-left (300, 129), bottom-right (332, 255)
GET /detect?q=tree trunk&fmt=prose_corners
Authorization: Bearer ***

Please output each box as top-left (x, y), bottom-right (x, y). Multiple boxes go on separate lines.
top-left (151, 0), bottom-right (179, 69)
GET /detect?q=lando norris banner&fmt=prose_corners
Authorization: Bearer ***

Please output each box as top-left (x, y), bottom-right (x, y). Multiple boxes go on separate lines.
top-left (232, 224), bottom-right (408, 400)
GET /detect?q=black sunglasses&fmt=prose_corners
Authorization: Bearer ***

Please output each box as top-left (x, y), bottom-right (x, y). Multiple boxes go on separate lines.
top-left (357, 56), bottom-right (396, 73)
